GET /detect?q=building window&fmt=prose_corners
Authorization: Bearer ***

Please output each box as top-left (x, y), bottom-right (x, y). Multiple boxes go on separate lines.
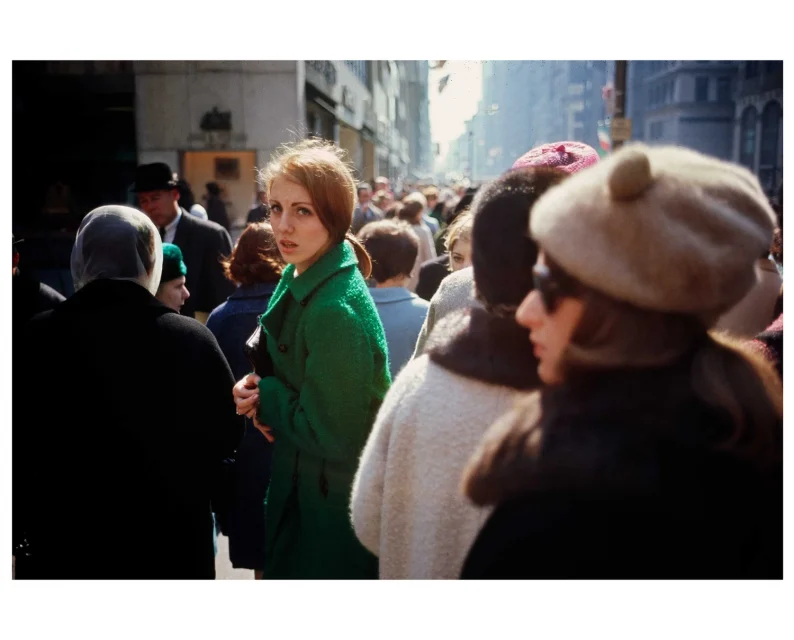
top-left (344, 60), bottom-right (369, 87)
top-left (717, 77), bottom-right (731, 102)
top-left (649, 121), bottom-right (665, 140)
top-left (760, 101), bottom-right (782, 166)
top-left (745, 62), bottom-right (760, 78)
top-left (739, 106), bottom-right (758, 169)
top-left (695, 77), bottom-right (709, 102)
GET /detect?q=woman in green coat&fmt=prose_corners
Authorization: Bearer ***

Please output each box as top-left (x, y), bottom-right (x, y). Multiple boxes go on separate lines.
top-left (233, 139), bottom-right (391, 579)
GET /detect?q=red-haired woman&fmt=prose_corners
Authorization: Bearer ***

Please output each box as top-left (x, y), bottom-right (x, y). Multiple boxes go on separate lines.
top-left (232, 140), bottom-right (391, 579)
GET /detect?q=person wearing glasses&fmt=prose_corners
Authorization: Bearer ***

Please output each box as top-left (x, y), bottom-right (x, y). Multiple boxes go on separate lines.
top-left (461, 144), bottom-right (783, 579)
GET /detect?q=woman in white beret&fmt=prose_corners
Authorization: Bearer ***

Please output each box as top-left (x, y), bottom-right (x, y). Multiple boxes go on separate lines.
top-left (461, 144), bottom-right (782, 579)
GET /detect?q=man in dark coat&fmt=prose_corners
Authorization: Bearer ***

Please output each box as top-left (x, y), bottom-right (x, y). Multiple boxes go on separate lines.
top-left (12, 205), bottom-right (244, 579)
top-left (247, 189), bottom-right (269, 225)
top-left (205, 182), bottom-right (231, 231)
top-left (134, 163), bottom-right (235, 322)
top-left (12, 235), bottom-right (65, 327)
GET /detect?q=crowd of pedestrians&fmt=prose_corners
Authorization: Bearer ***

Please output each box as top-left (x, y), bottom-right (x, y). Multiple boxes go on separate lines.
top-left (12, 136), bottom-right (783, 580)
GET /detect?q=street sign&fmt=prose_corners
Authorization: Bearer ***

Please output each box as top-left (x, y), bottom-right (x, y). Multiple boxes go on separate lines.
top-left (611, 117), bottom-right (633, 142)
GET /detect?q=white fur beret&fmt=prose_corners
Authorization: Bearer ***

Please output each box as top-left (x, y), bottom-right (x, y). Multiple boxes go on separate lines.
top-left (530, 143), bottom-right (777, 320)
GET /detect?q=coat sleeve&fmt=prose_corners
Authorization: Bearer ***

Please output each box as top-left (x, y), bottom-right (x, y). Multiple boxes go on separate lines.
top-left (412, 291), bottom-right (438, 357)
top-left (258, 302), bottom-right (380, 464)
top-left (349, 357), bottom-right (418, 555)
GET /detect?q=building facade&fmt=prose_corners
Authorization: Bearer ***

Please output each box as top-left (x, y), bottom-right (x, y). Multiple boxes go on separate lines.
top-left (13, 60), bottom-right (432, 237)
top-left (732, 61), bottom-right (783, 196)
top-left (447, 61), bottom-right (609, 179)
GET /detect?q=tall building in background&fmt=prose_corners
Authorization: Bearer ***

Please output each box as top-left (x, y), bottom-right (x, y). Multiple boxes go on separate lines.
top-left (627, 60), bottom-right (782, 196)
top-left (12, 60), bottom-right (434, 238)
top-left (449, 61), bottom-right (609, 179)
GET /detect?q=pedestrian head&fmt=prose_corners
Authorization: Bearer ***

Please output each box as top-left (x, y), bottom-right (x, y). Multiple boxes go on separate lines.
top-left (357, 183), bottom-right (373, 207)
top-left (206, 182), bottom-right (223, 198)
top-left (422, 186), bottom-right (440, 208)
top-left (259, 138), bottom-right (372, 277)
top-left (156, 243), bottom-right (190, 313)
top-left (515, 144), bottom-right (780, 462)
top-left (221, 221), bottom-right (284, 287)
top-left (71, 205), bottom-right (163, 296)
top-left (176, 179), bottom-right (196, 211)
top-left (444, 209), bottom-right (474, 272)
top-left (133, 163), bottom-right (180, 229)
top-left (357, 220), bottom-right (419, 286)
top-left (399, 192), bottom-right (427, 224)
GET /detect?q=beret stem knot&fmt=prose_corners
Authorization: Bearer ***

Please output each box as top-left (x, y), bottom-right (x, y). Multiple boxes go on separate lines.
top-left (608, 148), bottom-right (653, 201)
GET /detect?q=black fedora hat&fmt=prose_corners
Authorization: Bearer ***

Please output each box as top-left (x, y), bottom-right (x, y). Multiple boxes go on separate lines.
top-left (133, 162), bottom-right (178, 193)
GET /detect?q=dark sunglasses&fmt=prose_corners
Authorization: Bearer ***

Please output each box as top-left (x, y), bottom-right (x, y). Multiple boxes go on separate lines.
top-left (532, 263), bottom-right (578, 313)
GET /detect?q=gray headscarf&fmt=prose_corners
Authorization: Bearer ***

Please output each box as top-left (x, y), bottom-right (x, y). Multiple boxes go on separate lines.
top-left (71, 205), bottom-right (163, 295)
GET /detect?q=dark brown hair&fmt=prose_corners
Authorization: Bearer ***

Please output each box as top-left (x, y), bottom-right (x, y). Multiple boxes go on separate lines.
top-left (398, 198), bottom-right (425, 224)
top-left (357, 220), bottom-right (419, 283)
top-left (258, 138), bottom-right (373, 278)
top-left (221, 221), bottom-right (283, 286)
top-left (545, 253), bottom-right (782, 467)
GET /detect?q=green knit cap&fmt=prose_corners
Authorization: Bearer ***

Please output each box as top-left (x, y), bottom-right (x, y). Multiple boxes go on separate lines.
top-left (161, 243), bottom-right (187, 282)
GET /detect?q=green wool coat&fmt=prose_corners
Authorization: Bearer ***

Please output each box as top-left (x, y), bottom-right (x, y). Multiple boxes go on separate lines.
top-left (258, 241), bottom-right (391, 579)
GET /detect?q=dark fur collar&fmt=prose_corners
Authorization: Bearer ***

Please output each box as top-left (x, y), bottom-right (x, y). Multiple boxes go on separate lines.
top-left (463, 361), bottom-right (736, 506)
top-left (427, 307), bottom-right (542, 390)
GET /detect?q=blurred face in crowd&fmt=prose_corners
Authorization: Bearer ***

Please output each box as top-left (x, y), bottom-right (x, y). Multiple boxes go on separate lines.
top-left (157, 276), bottom-right (190, 313)
top-left (138, 189), bottom-right (180, 228)
top-left (515, 252), bottom-right (584, 385)
top-left (375, 178), bottom-right (389, 192)
top-left (358, 187), bottom-right (372, 209)
top-left (257, 190), bottom-right (268, 206)
top-left (449, 238), bottom-right (472, 272)
top-left (269, 177), bottom-right (332, 276)
top-left (426, 194), bottom-right (439, 209)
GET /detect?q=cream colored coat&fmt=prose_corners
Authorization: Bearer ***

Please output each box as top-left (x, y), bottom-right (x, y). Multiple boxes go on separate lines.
top-left (350, 354), bottom-right (528, 579)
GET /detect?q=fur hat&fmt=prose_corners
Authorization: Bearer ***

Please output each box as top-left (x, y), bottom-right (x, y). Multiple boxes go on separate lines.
top-left (161, 243), bottom-right (187, 283)
top-left (512, 141), bottom-right (599, 174)
top-left (530, 143), bottom-right (777, 321)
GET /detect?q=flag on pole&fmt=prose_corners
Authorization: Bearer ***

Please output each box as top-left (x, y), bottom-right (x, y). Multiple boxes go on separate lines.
top-left (438, 74), bottom-right (451, 93)
top-left (597, 120), bottom-right (611, 157)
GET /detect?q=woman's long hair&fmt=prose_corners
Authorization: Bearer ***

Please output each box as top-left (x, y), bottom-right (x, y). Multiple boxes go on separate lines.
top-left (550, 255), bottom-right (782, 468)
top-left (258, 138), bottom-right (372, 278)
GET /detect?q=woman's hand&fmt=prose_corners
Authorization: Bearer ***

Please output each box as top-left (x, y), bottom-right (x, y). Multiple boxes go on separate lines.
top-left (233, 373), bottom-right (261, 418)
top-left (253, 415), bottom-right (275, 443)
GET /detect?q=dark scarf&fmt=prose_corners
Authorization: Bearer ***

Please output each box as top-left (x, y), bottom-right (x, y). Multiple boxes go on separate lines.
top-left (426, 307), bottom-right (542, 391)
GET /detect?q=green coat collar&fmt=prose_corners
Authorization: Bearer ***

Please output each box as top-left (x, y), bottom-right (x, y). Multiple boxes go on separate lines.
top-left (285, 241), bottom-right (358, 304)
top-left (260, 241), bottom-right (358, 334)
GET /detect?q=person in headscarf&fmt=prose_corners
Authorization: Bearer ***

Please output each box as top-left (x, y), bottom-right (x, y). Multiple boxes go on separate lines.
top-left (12, 205), bottom-right (243, 579)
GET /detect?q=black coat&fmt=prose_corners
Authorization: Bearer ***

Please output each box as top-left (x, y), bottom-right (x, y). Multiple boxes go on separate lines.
top-left (172, 209), bottom-right (235, 318)
top-left (13, 279), bottom-right (244, 579)
top-left (247, 204), bottom-right (269, 225)
top-left (12, 272), bottom-right (65, 327)
top-left (206, 195), bottom-right (231, 232)
top-left (415, 254), bottom-right (450, 302)
top-left (461, 361), bottom-right (782, 580)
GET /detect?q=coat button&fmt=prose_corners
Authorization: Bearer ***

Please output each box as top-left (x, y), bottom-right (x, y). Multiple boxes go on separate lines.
top-left (278, 344), bottom-right (288, 353)
top-left (300, 299), bottom-right (308, 307)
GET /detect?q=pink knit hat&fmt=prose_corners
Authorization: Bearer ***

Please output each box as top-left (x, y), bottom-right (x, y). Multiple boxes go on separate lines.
top-left (512, 141), bottom-right (599, 174)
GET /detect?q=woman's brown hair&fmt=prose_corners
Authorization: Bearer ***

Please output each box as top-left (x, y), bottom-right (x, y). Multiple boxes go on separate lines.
top-left (221, 221), bottom-right (283, 286)
top-left (258, 138), bottom-right (373, 278)
top-left (546, 254), bottom-right (782, 468)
